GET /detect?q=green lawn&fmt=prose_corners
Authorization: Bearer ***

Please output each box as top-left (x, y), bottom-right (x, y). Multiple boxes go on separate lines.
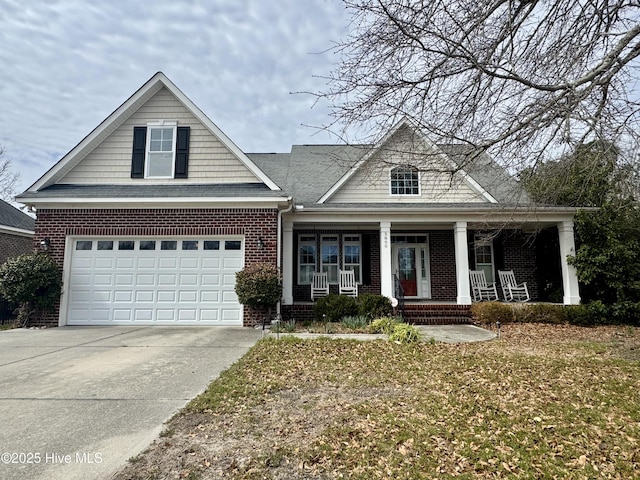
top-left (116, 324), bottom-right (640, 479)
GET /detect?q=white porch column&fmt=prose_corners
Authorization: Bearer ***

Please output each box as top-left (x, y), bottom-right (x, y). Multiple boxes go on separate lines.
top-left (379, 221), bottom-right (393, 299)
top-left (454, 221), bottom-right (472, 304)
top-left (282, 220), bottom-right (294, 305)
top-left (558, 221), bottom-right (581, 305)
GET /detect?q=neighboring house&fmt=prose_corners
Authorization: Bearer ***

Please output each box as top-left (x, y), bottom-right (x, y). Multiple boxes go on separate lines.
top-left (0, 199), bottom-right (35, 264)
top-left (16, 72), bottom-right (580, 327)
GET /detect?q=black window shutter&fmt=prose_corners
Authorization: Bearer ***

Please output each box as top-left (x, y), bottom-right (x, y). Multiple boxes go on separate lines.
top-left (174, 126), bottom-right (190, 178)
top-left (131, 127), bottom-right (147, 178)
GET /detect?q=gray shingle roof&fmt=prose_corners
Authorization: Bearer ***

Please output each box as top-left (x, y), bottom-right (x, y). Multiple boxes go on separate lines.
top-left (249, 145), bottom-right (369, 204)
top-left (18, 183), bottom-right (285, 199)
top-left (0, 199), bottom-right (35, 231)
top-left (438, 144), bottom-right (531, 204)
top-left (249, 143), bottom-right (531, 206)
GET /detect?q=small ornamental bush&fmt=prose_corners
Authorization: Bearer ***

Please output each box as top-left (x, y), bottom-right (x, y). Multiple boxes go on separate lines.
top-left (368, 316), bottom-right (401, 335)
top-left (356, 294), bottom-right (393, 319)
top-left (234, 262), bottom-right (282, 310)
top-left (313, 294), bottom-right (358, 322)
top-left (389, 323), bottom-right (422, 343)
top-left (340, 315), bottom-right (369, 331)
top-left (0, 252), bottom-right (62, 326)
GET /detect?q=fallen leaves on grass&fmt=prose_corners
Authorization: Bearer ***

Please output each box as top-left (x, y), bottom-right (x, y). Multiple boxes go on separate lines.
top-left (113, 324), bottom-right (640, 480)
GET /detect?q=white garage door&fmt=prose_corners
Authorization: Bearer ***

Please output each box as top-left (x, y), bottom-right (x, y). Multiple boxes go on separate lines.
top-left (66, 238), bottom-right (244, 326)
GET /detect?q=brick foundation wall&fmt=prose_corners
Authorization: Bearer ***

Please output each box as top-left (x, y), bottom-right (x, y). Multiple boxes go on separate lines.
top-left (34, 208), bottom-right (279, 327)
top-left (0, 232), bottom-right (34, 264)
top-left (281, 303), bottom-right (471, 325)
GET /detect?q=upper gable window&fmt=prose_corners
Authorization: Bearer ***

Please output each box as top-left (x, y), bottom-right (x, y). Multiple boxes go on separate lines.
top-left (390, 166), bottom-right (420, 196)
top-left (131, 122), bottom-right (190, 179)
top-left (146, 123), bottom-right (176, 178)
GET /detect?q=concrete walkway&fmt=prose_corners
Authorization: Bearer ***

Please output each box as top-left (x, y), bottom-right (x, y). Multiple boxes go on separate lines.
top-left (0, 326), bottom-right (261, 480)
top-left (269, 324), bottom-right (496, 343)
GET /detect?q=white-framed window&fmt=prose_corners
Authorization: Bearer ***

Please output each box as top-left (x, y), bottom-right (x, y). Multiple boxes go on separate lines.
top-left (343, 235), bottom-right (362, 283)
top-left (390, 165), bottom-right (420, 195)
top-left (321, 235), bottom-right (339, 283)
top-left (145, 121), bottom-right (177, 178)
top-left (474, 234), bottom-right (495, 283)
top-left (298, 235), bottom-right (317, 284)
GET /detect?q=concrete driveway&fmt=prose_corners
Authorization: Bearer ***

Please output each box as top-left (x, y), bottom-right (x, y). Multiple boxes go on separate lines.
top-left (0, 326), bottom-right (261, 480)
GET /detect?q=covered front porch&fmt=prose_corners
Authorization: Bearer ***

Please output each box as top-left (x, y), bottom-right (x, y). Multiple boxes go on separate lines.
top-left (280, 209), bottom-right (580, 324)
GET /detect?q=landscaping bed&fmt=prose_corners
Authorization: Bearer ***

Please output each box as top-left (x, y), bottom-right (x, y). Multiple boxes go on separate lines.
top-left (114, 323), bottom-right (640, 479)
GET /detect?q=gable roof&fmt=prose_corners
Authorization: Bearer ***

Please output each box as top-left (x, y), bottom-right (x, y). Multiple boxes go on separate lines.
top-left (0, 199), bottom-right (35, 233)
top-left (23, 72), bottom-right (280, 193)
top-left (250, 123), bottom-right (529, 207)
top-left (316, 119), bottom-right (497, 204)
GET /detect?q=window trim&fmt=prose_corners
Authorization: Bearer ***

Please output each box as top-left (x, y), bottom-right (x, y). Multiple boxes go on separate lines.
top-left (389, 165), bottom-right (421, 196)
top-left (297, 235), bottom-right (317, 285)
top-left (144, 121), bottom-right (177, 179)
top-left (474, 234), bottom-right (495, 283)
top-left (342, 234), bottom-right (362, 284)
top-left (320, 235), bottom-right (339, 284)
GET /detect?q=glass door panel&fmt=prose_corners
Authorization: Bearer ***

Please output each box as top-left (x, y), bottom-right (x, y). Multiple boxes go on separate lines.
top-left (397, 247), bottom-right (418, 296)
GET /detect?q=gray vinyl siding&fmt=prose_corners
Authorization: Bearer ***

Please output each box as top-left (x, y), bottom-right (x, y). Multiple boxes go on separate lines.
top-left (59, 88), bottom-right (261, 184)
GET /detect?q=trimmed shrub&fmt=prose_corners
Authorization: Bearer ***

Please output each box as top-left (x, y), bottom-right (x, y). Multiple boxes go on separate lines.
top-left (235, 262), bottom-right (282, 310)
top-left (609, 302), bottom-right (640, 325)
top-left (389, 323), bottom-right (422, 343)
top-left (564, 304), bottom-right (592, 326)
top-left (356, 294), bottom-right (393, 319)
top-left (473, 300), bottom-right (640, 326)
top-left (0, 252), bottom-right (62, 326)
top-left (313, 294), bottom-right (358, 322)
top-left (512, 303), bottom-right (566, 324)
top-left (586, 301), bottom-right (609, 325)
top-left (368, 316), bottom-right (400, 335)
top-left (470, 302), bottom-right (513, 324)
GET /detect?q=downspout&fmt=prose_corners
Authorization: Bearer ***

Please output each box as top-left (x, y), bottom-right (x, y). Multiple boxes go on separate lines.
top-left (276, 197), bottom-right (294, 316)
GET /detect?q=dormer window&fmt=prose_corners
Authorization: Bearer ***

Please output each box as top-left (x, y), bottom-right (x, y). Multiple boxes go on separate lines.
top-left (131, 121), bottom-right (190, 179)
top-left (390, 165), bottom-right (420, 195)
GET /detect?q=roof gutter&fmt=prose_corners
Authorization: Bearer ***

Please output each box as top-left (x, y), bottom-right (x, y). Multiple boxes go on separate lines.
top-left (276, 197), bottom-right (294, 317)
top-left (16, 196), bottom-right (292, 210)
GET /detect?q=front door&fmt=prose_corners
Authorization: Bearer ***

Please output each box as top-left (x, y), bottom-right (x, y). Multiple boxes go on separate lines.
top-left (392, 239), bottom-right (431, 298)
top-left (397, 247), bottom-right (418, 296)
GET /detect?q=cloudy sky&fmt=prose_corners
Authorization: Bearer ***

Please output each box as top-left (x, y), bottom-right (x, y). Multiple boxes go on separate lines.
top-left (0, 0), bottom-right (351, 197)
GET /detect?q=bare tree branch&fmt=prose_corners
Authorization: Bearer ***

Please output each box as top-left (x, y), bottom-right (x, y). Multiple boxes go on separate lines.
top-left (316, 0), bottom-right (640, 173)
top-left (0, 146), bottom-right (20, 202)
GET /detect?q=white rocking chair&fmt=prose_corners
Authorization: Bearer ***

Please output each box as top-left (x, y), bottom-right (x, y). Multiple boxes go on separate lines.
top-left (498, 270), bottom-right (530, 302)
top-left (469, 270), bottom-right (499, 302)
top-left (311, 272), bottom-right (329, 301)
top-left (338, 269), bottom-right (358, 297)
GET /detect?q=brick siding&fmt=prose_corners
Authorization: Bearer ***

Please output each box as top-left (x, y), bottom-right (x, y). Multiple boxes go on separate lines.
top-left (34, 208), bottom-right (279, 327)
top-left (0, 232), bottom-right (34, 264)
top-left (428, 231), bottom-right (457, 300)
top-left (496, 230), bottom-right (539, 300)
